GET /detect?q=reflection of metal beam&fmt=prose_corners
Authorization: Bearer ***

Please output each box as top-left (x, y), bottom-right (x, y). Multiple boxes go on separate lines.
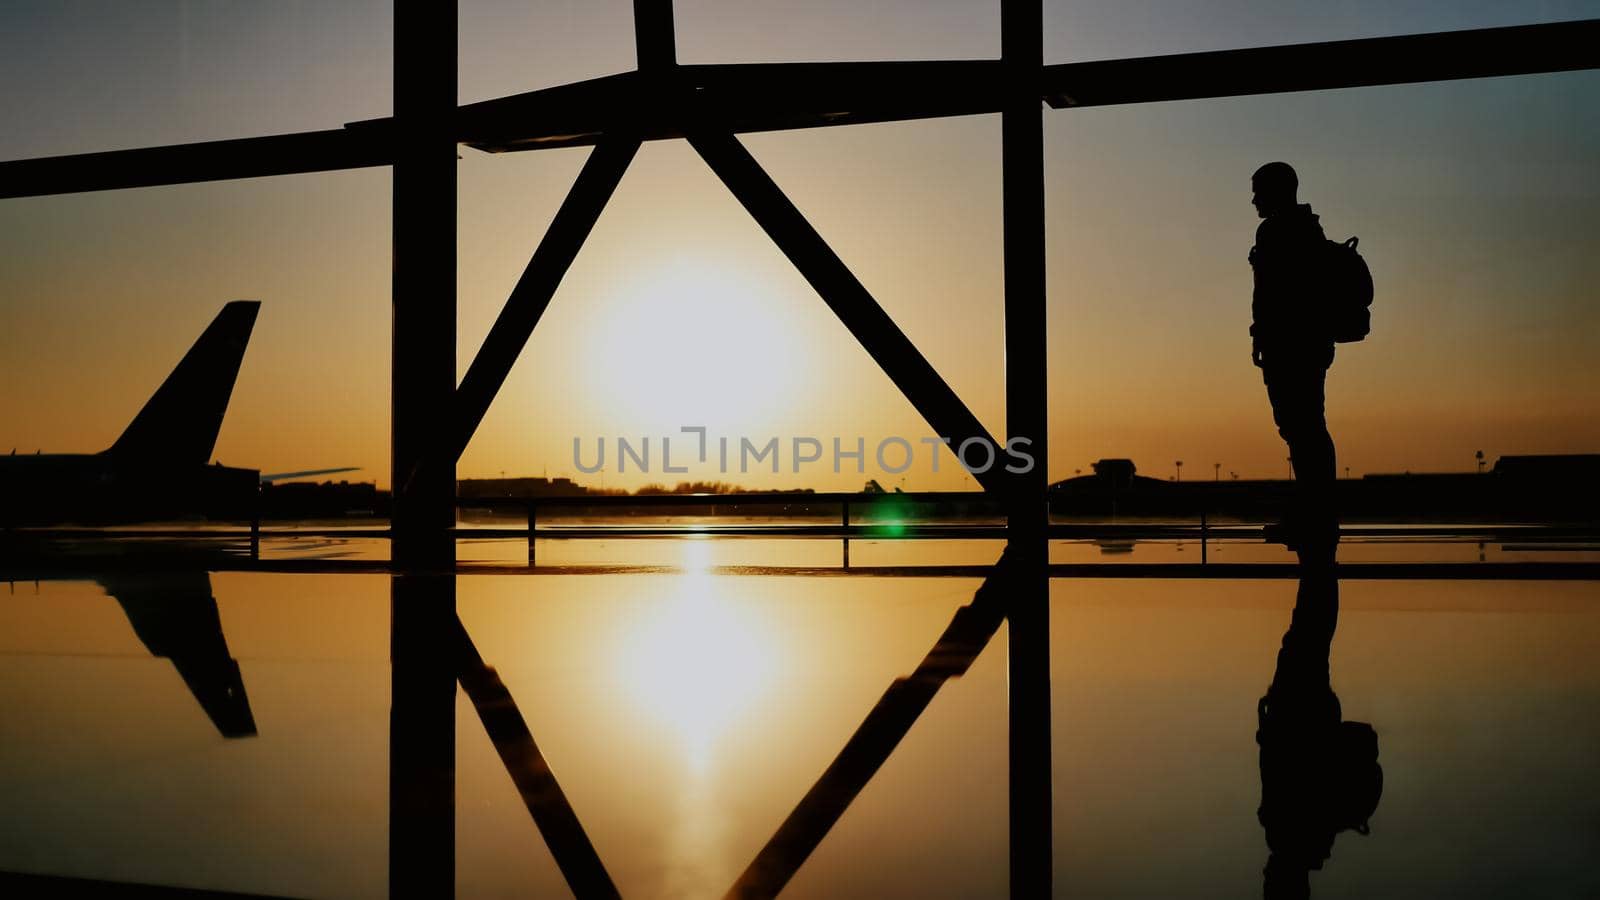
top-left (454, 618), bottom-right (620, 899)
top-left (724, 551), bottom-right (1014, 900)
top-left (689, 130), bottom-right (1007, 494)
top-left (450, 140), bottom-right (639, 462)
top-left (1043, 19), bottom-right (1600, 108)
top-left (0, 128), bottom-right (390, 199)
top-left (390, 574), bottom-right (457, 897)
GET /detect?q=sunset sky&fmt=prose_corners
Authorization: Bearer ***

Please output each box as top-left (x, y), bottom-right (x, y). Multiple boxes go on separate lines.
top-left (1, 1), bottom-right (1596, 491)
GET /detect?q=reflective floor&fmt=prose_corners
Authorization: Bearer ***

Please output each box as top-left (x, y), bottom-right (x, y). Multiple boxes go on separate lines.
top-left (1, 539), bottom-right (1597, 898)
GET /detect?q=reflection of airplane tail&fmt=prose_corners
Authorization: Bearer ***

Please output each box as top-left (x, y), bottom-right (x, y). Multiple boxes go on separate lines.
top-left (105, 300), bottom-right (261, 467)
top-left (98, 572), bottom-right (257, 739)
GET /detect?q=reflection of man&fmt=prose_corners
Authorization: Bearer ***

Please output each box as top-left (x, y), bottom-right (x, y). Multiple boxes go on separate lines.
top-left (1256, 541), bottom-right (1381, 899)
top-left (1249, 162), bottom-right (1337, 544)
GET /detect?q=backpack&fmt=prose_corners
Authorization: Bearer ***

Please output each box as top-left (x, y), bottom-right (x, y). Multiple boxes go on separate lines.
top-left (1323, 237), bottom-right (1374, 342)
top-left (1330, 720), bottom-right (1383, 834)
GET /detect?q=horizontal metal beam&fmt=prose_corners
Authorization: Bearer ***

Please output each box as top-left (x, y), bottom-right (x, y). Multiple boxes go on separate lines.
top-left (1044, 18), bottom-right (1600, 108)
top-left (0, 128), bottom-right (392, 199)
top-left (453, 19), bottom-right (1598, 152)
top-left (449, 61), bottom-right (1008, 152)
top-left (688, 130), bottom-right (1009, 494)
top-left (0, 19), bottom-right (1591, 197)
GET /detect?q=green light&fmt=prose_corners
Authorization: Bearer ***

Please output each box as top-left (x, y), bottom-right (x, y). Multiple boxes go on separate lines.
top-left (876, 496), bottom-right (909, 537)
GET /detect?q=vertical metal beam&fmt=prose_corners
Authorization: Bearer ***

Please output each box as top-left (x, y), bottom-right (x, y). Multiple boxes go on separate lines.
top-left (390, 1), bottom-right (457, 896)
top-left (392, 2), bottom-right (458, 566)
top-left (1002, 0), bottom-right (1052, 896)
top-left (634, 0), bottom-right (677, 70)
top-left (1002, 20), bottom-right (1049, 528)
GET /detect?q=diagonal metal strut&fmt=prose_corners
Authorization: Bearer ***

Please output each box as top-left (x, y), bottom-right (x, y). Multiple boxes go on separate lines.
top-left (689, 130), bottom-right (1009, 493)
top-left (451, 139), bottom-right (640, 462)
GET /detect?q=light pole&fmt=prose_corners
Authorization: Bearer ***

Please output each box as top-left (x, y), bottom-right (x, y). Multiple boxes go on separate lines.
top-left (1175, 460), bottom-right (1183, 482)
top-left (1214, 462), bottom-right (1220, 482)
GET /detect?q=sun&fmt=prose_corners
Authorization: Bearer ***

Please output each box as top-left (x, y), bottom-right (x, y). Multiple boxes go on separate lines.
top-left (580, 257), bottom-right (806, 433)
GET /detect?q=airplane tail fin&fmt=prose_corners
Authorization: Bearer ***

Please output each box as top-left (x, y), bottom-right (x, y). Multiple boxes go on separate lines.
top-left (106, 301), bottom-right (260, 467)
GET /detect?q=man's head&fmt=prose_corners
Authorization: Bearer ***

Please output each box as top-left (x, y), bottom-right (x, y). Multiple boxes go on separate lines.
top-left (1252, 162), bottom-right (1298, 219)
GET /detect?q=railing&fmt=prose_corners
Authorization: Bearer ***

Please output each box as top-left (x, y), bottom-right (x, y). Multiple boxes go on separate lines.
top-left (12, 493), bottom-right (1599, 579)
top-left (461, 490), bottom-right (1001, 567)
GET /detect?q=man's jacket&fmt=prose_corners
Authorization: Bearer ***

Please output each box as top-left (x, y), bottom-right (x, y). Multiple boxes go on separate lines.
top-left (1250, 204), bottom-right (1333, 359)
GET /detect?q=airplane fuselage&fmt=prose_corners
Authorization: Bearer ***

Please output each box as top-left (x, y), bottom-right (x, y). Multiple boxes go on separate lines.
top-left (0, 453), bottom-right (259, 526)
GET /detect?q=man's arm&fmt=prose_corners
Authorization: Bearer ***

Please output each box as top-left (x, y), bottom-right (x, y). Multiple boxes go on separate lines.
top-left (1251, 218), bottom-right (1294, 361)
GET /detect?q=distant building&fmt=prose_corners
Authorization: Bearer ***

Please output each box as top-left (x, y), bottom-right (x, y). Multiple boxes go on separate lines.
top-left (1043, 453), bottom-right (1600, 522)
top-left (1090, 459), bottom-right (1137, 490)
top-left (1491, 454), bottom-right (1600, 481)
top-left (457, 476), bottom-right (589, 500)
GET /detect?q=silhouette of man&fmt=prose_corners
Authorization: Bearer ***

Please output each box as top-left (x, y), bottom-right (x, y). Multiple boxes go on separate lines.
top-left (1250, 162), bottom-right (1336, 543)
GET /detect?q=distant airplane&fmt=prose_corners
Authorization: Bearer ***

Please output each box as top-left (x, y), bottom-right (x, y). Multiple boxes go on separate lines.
top-left (0, 300), bottom-right (353, 526)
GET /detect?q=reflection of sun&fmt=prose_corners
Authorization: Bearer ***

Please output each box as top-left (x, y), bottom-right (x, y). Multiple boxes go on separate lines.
top-left (613, 539), bottom-right (782, 772)
top-left (583, 258), bottom-right (804, 430)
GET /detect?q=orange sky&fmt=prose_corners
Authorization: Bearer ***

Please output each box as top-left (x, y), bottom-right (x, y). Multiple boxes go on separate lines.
top-left (1, 3), bottom-right (1597, 490)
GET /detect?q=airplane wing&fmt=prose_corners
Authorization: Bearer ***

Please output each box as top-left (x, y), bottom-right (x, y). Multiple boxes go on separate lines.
top-left (259, 467), bottom-right (360, 483)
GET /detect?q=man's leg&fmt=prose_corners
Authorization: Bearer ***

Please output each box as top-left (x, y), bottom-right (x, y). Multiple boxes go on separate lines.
top-left (1265, 364), bottom-right (1337, 527)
